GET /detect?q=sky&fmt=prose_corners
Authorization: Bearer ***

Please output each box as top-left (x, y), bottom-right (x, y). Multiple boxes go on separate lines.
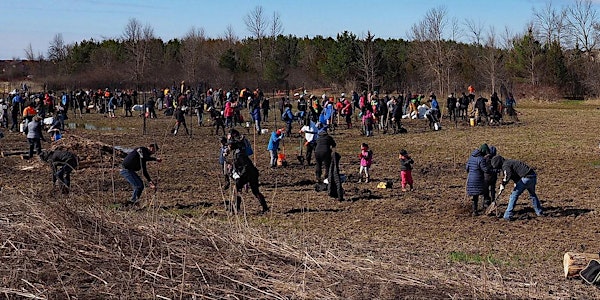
top-left (0, 0), bottom-right (594, 60)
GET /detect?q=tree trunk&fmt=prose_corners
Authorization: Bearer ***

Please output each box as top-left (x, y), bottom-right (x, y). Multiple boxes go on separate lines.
top-left (563, 252), bottom-right (600, 278)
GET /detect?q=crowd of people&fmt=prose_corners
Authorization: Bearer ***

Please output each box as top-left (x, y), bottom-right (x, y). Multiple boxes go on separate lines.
top-left (0, 83), bottom-right (538, 220)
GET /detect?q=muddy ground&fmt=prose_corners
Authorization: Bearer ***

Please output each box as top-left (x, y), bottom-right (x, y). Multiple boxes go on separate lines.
top-left (1, 101), bottom-right (600, 299)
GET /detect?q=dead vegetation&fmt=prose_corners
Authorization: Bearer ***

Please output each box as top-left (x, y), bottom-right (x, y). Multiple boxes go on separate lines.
top-left (2, 100), bottom-right (600, 299)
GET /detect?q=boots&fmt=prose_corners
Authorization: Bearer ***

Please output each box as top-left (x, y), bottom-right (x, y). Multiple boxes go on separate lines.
top-left (472, 197), bottom-right (479, 216)
top-left (258, 193), bottom-right (269, 213)
top-left (365, 176), bottom-right (369, 183)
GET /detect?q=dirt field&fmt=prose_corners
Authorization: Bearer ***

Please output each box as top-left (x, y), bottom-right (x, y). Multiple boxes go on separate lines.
top-left (2, 101), bottom-right (600, 299)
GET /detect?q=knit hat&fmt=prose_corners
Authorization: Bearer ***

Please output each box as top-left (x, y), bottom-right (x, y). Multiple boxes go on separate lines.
top-left (399, 149), bottom-right (408, 156)
top-left (479, 143), bottom-right (490, 155)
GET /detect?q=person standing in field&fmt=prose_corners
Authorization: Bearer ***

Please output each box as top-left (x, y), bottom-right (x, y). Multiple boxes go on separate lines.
top-left (399, 149), bottom-right (414, 192)
top-left (466, 146), bottom-right (490, 216)
top-left (226, 129), bottom-right (269, 213)
top-left (172, 106), bottom-right (189, 136)
top-left (314, 124), bottom-right (336, 182)
top-left (299, 119), bottom-right (318, 166)
top-left (24, 116), bottom-right (46, 159)
top-left (358, 143), bottom-right (373, 183)
top-left (267, 129), bottom-right (284, 168)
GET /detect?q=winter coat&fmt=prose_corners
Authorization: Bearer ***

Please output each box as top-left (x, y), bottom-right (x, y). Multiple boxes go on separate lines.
top-left (360, 150), bottom-right (373, 167)
top-left (466, 149), bottom-right (490, 196)
top-left (400, 157), bottom-right (414, 171)
top-left (267, 132), bottom-right (282, 151)
top-left (25, 120), bottom-right (44, 140)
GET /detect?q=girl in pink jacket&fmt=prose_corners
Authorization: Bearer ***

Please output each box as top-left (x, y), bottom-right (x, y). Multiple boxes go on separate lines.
top-left (358, 143), bottom-right (373, 183)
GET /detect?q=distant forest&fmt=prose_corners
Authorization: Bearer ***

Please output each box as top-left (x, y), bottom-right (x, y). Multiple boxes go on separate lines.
top-left (4, 2), bottom-right (600, 99)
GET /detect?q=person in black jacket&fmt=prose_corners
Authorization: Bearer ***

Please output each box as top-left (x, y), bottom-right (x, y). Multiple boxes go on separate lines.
top-left (172, 107), bottom-right (189, 135)
top-left (491, 155), bottom-right (543, 220)
top-left (225, 129), bottom-right (269, 213)
top-left (313, 124), bottom-right (336, 182)
top-left (120, 143), bottom-right (162, 205)
top-left (40, 150), bottom-right (78, 194)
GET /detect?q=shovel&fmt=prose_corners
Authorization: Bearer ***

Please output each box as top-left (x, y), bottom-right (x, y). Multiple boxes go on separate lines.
top-left (485, 186), bottom-right (504, 216)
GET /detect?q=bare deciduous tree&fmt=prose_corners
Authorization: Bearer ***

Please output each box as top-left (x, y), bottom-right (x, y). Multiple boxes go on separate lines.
top-left (223, 24), bottom-right (239, 46)
top-left (122, 18), bottom-right (155, 85)
top-left (358, 31), bottom-right (380, 92)
top-left (565, 0), bottom-right (599, 53)
top-left (24, 43), bottom-right (35, 61)
top-left (409, 6), bottom-right (452, 96)
top-left (48, 33), bottom-right (67, 62)
top-left (533, 1), bottom-right (568, 47)
top-left (245, 5), bottom-right (268, 66)
top-left (465, 19), bottom-right (485, 45)
top-left (181, 26), bottom-right (206, 84)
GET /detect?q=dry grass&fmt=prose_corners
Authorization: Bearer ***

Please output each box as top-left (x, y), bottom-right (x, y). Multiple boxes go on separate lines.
top-left (2, 100), bottom-right (600, 299)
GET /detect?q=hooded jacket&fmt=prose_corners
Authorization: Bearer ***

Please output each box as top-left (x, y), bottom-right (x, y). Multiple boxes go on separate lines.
top-left (466, 149), bottom-right (490, 196)
top-left (491, 156), bottom-right (535, 185)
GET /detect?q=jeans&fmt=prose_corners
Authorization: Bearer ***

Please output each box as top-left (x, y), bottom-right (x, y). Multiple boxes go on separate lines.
top-left (504, 175), bottom-right (543, 219)
top-left (269, 150), bottom-right (278, 167)
top-left (120, 169), bottom-right (144, 203)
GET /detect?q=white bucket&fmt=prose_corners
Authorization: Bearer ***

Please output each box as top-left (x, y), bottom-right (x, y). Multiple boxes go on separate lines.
top-left (19, 121), bottom-right (26, 133)
top-left (261, 129), bottom-right (269, 134)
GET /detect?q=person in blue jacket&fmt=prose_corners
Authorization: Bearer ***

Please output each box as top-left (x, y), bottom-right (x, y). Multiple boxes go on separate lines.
top-left (466, 146), bottom-right (490, 216)
top-left (267, 129), bottom-right (283, 168)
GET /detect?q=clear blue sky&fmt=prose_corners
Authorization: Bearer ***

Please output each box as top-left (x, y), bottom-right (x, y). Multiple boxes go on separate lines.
top-left (0, 0), bottom-right (591, 60)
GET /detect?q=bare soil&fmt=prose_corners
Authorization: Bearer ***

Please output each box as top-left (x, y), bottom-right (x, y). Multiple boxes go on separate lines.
top-left (1, 101), bottom-right (600, 299)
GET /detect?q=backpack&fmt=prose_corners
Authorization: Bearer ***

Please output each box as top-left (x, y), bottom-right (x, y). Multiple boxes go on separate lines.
top-left (243, 137), bottom-right (253, 156)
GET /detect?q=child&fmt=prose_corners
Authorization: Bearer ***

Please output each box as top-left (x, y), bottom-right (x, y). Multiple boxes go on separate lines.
top-left (362, 107), bottom-right (374, 137)
top-left (399, 149), bottom-right (414, 192)
top-left (358, 143), bottom-right (373, 183)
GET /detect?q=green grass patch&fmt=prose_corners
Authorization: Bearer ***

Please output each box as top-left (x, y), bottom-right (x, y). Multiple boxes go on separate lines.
top-left (449, 251), bottom-right (502, 265)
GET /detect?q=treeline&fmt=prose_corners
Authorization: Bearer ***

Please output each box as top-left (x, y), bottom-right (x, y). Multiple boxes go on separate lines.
top-left (9, 2), bottom-right (600, 99)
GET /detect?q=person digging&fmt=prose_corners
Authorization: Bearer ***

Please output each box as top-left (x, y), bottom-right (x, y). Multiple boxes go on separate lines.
top-left (39, 150), bottom-right (79, 194)
top-left (120, 143), bottom-right (162, 206)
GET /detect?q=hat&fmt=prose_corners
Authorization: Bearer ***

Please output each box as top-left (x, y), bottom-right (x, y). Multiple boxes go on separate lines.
top-left (341, 93), bottom-right (346, 97)
top-left (491, 155), bottom-right (504, 169)
top-left (229, 128), bottom-right (240, 137)
top-left (149, 143), bottom-right (159, 151)
top-left (322, 94), bottom-right (327, 99)
top-left (399, 149), bottom-right (408, 156)
top-left (479, 143), bottom-right (490, 155)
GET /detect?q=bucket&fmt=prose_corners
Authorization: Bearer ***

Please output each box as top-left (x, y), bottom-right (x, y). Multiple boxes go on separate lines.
top-left (469, 118), bottom-right (475, 127)
top-left (261, 129), bottom-right (269, 134)
top-left (19, 121), bottom-right (26, 133)
top-left (277, 153), bottom-right (287, 166)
